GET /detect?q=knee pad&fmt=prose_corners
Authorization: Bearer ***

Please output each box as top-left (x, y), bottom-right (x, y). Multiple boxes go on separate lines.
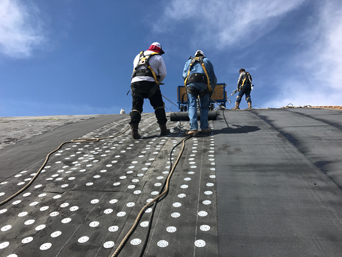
top-left (130, 109), bottom-right (141, 124)
top-left (154, 106), bottom-right (167, 124)
top-left (154, 106), bottom-right (165, 116)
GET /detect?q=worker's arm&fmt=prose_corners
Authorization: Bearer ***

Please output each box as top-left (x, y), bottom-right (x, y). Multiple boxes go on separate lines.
top-left (205, 59), bottom-right (217, 90)
top-left (157, 56), bottom-right (167, 83)
top-left (248, 73), bottom-right (252, 83)
top-left (149, 55), bottom-right (167, 83)
top-left (237, 73), bottom-right (243, 90)
top-left (182, 59), bottom-right (191, 80)
top-left (132, 54), bottom-right (139, 71)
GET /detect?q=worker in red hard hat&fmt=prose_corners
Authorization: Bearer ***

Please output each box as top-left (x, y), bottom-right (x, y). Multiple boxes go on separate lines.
top-left (129, 42), bottom-right (170, 139)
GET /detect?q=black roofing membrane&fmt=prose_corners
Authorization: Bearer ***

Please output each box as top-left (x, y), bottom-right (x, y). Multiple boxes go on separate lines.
top-left (1, 108), bottom-right (342, 257)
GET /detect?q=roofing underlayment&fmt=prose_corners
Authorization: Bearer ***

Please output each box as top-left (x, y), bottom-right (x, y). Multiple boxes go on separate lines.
top-left (0, 107), bottom-right (342, 257)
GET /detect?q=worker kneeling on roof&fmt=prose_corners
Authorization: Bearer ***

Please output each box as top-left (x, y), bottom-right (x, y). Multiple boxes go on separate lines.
top-left (182, 50), bottom-right (217, 135)
top-left (130, 42), bottom-right (170, 139)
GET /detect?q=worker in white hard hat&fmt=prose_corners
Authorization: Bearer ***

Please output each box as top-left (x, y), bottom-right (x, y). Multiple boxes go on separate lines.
top-left (129, 42), bottom-right (170, 139)
top-left (182, 50), bottom-right (217, 135)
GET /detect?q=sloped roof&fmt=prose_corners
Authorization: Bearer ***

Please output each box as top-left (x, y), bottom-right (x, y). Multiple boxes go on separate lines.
top-left (0, 107), bottom-right (342, 256)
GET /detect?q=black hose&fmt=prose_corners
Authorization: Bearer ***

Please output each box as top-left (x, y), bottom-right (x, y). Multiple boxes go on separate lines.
top-left (138, 137), bottom-right (188, 257)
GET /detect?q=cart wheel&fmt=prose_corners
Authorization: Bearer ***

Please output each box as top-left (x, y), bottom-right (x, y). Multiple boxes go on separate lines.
top-left (184, 106), bottom-right (187, 112)
top-left (180, 105), bottom-right (184, 112)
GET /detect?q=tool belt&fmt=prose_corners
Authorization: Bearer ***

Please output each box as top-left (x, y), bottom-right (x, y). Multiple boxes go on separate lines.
top-left (186, 86), bottom-right (209, 98)
top-left (185, 73), bottom-right (207, 85)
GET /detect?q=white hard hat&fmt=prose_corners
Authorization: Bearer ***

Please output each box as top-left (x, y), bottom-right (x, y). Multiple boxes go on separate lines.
top-left (194, 50), bottom-right (205, 57)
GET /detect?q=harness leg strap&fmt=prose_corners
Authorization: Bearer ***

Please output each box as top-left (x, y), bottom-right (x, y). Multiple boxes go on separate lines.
top-left (236, 95), bottom-right (242, 103)
top-left (187, 86), bottom-right (208, 98)
top-left (186, 86), bottom-right (200, 98)
top-left (130, 109), bottom-right (141, 125)
top-left (154, 105), bottom-right (167, 125)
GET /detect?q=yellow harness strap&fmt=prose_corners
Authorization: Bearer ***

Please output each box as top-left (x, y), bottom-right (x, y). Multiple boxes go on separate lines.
top-left (184, 67), bottom-right (190, 86)
top-left (241, 78), bottom-right (246, 88)
top-left (184, 57), bottom-right (211, 92)
top-left (240, 72), bottom-right (250, 88)
top-left (200, 61), bottom-right (211, 92)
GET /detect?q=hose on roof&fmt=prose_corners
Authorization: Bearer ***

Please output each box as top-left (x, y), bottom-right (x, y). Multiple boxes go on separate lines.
top-left (0, 126), bottom-right (130, 207)
top-left (111, 134), bottom-right (193, 257)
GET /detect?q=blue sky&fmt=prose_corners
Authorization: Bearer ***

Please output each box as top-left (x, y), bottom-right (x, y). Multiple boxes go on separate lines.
top-left (0, 0), bottom-right (341, 117)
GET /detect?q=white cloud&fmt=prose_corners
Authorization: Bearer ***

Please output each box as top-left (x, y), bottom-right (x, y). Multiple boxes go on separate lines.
top-left (314, 2), bottom-right (342, 90)
top-left (0, 0), bottom-right (45, 58)
top-left (156, 0), bottom-right (305, 49)
top-left (265, 1), bottom-right (342, 107)
top-left (264, 80), bottom-right (342, 108)
top-left (157, 0), bottom-right (342, 108)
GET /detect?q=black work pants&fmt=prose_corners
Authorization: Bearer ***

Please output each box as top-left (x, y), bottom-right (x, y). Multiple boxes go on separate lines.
top-left (130, 81), bottom-right (167, 125)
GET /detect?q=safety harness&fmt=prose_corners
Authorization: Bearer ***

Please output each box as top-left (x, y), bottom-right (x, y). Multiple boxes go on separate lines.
top-left (132, 51), bottom-right (160, 85)
top-left (184, 57), bottom-right (211, 91)
top-left (240, 72), bottom-right (252, 89)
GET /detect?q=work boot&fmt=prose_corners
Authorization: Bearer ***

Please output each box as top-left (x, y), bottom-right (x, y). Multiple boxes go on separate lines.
top-left (130, 123), bottom-right (141, 139)
top-left (200, 128), bottom-right (212, 134)
top-left (159, 123), bottom-right (170, 136)
top-left (247, 102), bottom-right (252, 110)
top-left (232, 102), bottom-right (240, 110)
top-left (186, 130), bottom-right (199, 136)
